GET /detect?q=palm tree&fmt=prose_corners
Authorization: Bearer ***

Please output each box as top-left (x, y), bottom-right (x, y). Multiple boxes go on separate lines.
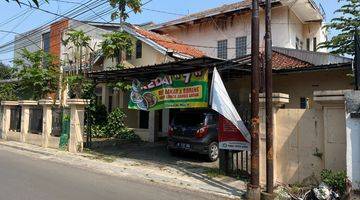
top-left (5, 0), bottom-right (47, 7)
top-left (109, 0), bottom-right (142, 29)
top-left (101, 31), bottom-right (133, 68)
top-left (63, 29), bottom-right (91, 74)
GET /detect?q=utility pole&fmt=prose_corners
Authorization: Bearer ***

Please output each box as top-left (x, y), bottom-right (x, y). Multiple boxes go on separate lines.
top-left (354, 29), bottom-right (359, 90)
top-left (265, 0), bottom-right (274, 195)
top-left (248, 0), bottom-right (260, 199)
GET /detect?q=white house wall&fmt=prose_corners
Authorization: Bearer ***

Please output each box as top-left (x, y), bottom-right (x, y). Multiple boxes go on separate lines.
top-left (157, 6), bottom-right (326, 59)
top-left (13, 26), bottom-right (50, 61)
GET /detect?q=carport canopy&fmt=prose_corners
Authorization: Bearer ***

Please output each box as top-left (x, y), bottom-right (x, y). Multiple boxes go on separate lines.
top-left (87, 56), bottom-right (252, 83)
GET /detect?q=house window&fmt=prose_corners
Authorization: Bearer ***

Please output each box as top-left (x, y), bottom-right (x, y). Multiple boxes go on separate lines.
top-left (300, 97), bottom-right (309, 109)
top-left (42, 32), bottom-right (50, 53)
top-left (136, 40), bottom-right (142, 59)
top-left (313, 37), bottom-right (317, 52)
top-left (217, 39), bottom-right (228, 59)
top-left (236, 36), bottom-right (247, 58)
top-left (295, 37), bottom-right (300, 49)
top-left (306, 38), bottom-right (310, 51)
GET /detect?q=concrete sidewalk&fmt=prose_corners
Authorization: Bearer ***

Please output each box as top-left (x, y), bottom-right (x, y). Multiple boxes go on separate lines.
top-left (0, 140), bottom-right (246, 199)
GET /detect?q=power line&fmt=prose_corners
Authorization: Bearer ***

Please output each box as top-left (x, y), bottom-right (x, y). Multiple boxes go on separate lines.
top-left (0, 0), bottom-right (104, 52)
top-left (142, 8), bottom-right (186, 16)
top-left (0, 0), bottom-right (154, 62)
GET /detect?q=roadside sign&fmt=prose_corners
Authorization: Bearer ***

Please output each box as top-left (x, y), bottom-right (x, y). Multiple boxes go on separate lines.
top-left (128, 69), bottom-right (208, 111)
top-left (218, 115), bottom-right (250, 151)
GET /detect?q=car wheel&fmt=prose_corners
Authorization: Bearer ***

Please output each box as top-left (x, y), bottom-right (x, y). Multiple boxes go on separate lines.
top-left (207, 142), bottom-right (219, 162)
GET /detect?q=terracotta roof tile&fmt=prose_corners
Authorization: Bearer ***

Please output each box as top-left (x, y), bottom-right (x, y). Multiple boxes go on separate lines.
top-left (269, 51), bottom-right (314, 70)
top-left (131, 25), bottom-right (205, 58)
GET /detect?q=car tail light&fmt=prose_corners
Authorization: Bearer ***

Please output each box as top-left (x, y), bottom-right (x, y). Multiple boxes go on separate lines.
top-left (168, 127), bottom-right (174, 137)
top-left (195, 125), bottom-right (209, 138)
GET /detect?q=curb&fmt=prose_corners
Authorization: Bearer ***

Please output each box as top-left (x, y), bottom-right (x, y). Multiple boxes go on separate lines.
top-left (0, 141), bottom-right (54, 156)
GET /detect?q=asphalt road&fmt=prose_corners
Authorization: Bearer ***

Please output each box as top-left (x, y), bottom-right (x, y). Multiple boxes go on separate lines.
top-left (0, 148), bottom-right (224, 200)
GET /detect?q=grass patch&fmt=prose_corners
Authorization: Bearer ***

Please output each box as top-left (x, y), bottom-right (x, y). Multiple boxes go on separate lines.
top-left (205, 168), bottom-right (222, 178)
top-left (83, 148), bottom-right (116, 163)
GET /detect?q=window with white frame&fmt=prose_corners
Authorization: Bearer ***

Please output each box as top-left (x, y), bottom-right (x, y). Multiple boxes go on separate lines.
top-left (136, 40), bottom-right (142, 59)
top-left (42, 32), bottom-right (50, 53)
top-left (217, 39), bottom-right (228, 59)
top-left (313, 37), bottom-right (317, 52)
top-left (236, 36), bottom-right (247, 58)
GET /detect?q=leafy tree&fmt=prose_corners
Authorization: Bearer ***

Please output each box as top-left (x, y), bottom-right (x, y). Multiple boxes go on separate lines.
top-left (0, 62), bottom-right (12, 80)
top-left (67, 75), bottom-right (94, 99)
top-left (318, 0), bottom-right (360, 55)
top-left (109, 0), bottom-right (142, 24)
top-left (100, 31), bottom-right (133, 67)
top-left (63, 29), bottom-right (91, 74)
top-left (5, 0), bottom-right (47, 7)
top-left (0, 83), bottom-right (18, 102)
top-left (14, 49), bottom-right (60, 100)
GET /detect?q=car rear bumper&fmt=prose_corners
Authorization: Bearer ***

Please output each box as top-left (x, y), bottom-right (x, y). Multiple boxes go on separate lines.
top-left (167, 137), bottom-right (210, 154)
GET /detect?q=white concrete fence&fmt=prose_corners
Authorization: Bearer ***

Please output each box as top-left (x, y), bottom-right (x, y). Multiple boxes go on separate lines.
top-left (256, 90), bottom-right (360, 190)
top-left (0, 99), bottom-right (89, 153)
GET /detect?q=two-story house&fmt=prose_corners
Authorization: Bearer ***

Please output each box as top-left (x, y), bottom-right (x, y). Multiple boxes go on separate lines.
top-left (148, 0), bottom-right (351, 109)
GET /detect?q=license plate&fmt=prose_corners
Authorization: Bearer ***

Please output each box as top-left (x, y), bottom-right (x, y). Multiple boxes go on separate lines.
top-left (177, 143), bottom-right (191, 149)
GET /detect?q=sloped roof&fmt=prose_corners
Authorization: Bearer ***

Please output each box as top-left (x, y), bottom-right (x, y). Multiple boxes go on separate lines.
top-left (150, 0), bottom-right (283, 30)
top-left (129, 25), bottom-right (205, 58)
top-left (151, 0), bottom-right (252, 30)
top-left (273, 47), bottom-right (352, 65)
top-left (270, 51), bottom-right (314, 70)
top-left (85, 21), bottom-right (205, 59)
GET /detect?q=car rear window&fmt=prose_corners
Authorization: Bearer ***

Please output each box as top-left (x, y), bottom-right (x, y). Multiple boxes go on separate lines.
top-left (173, 113), bottom-right (205, 126)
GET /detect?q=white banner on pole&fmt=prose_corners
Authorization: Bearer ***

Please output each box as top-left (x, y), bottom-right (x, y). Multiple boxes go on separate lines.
top-left (210, 67), bottom-right (251, 143)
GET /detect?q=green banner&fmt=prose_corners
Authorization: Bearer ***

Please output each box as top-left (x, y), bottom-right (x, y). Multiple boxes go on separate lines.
top-left (128, 69), bottom-right (209, 111)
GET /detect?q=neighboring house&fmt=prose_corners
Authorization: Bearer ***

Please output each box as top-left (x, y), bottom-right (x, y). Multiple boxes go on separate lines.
top-left (90, 23), bottom-right (205, 138)
top-left (12, 19), bottom-right (205, 139)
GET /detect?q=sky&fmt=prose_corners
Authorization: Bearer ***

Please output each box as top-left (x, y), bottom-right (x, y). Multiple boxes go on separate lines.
top-left (0, 0), bottom-right (342, 65)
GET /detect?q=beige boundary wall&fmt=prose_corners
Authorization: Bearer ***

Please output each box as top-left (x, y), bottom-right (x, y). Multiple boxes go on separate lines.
top-left (0, 99), bottom-right (89, 153)
top-left (259, 91), bottom-right (348, 186)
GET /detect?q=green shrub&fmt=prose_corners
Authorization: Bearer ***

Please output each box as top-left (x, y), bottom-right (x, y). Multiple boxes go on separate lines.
top-left (104, 107), bottom-right (140, 141)
top-left (67, 75), bottom-right (94, 99)
top-left (90, 125), bottom-right (109, 138)
top-left (320, 169), bottom-right (347, 195)
top-left (115, 128), bottom-right (140, 142)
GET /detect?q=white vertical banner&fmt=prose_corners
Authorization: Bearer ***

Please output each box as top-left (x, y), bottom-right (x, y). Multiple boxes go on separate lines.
top-left (210, 67), bottom-right (251, 143)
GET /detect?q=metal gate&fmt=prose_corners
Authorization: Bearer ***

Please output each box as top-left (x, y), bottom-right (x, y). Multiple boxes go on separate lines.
top-left (9, 106), bottom-right (21, 132)
top-left (51, 107), bottom-right (62, 137)
top-left (29, 106), bottom-right (43, 134)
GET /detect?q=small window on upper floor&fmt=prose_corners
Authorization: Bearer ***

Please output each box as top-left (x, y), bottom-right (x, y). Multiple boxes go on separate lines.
top-left (313, 37), bottom-right (317, 52)
top-left (217, 39), bottom-right (228, 59)
top-left (236, 36), bottom-right (247, 58)
top-left (136, 40), bottom-right (142, 59)
top-left (42, 32), bottom-right (50, 53)
top-left (300, 97), bottom-right (309, 109)
top-left (295, 37), bottom-right (300, 50)
top-left (306, 38), bottom-right (310, 51)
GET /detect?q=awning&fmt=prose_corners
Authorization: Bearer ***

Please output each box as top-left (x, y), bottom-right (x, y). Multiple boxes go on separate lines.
top-left (87, 56), bottom-right (251, 83)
